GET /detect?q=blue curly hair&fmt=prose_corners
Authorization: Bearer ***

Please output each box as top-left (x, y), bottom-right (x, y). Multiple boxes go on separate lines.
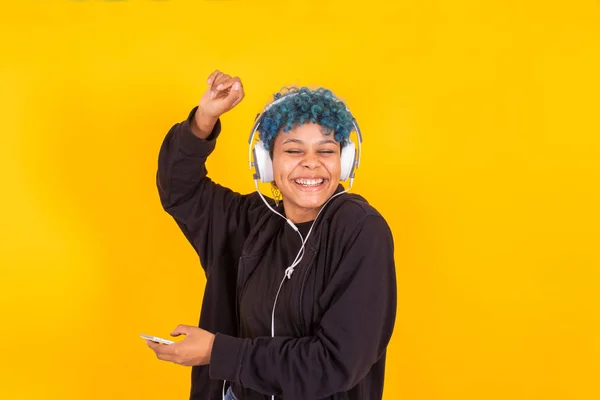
top-left (257, 86), bottom-right (355, 155)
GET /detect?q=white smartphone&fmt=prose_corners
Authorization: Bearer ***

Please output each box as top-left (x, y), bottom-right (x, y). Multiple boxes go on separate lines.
top-left (140, 334), bottom-right (175, 345)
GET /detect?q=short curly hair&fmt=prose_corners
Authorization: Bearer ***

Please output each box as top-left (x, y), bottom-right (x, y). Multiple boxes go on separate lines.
top-left (257, 86), bottom-right (355, 154)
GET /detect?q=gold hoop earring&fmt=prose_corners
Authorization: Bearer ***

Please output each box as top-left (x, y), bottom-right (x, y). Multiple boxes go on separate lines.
top-left (271, 183), bottom-right (282, 207)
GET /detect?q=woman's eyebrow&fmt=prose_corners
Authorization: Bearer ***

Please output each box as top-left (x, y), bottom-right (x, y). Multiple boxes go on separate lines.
top-left (282, 139), bottom-right (337, 145)
top-left (282, 138), bottom-right (303, 144)
top-left (317, 139), bottom-right (338, 145)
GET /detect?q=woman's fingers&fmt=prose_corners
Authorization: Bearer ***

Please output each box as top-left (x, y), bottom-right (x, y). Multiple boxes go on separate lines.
top-left (210, 75), bottom-right (242, 99)
top-left (206, 70), bottom-right (221, 85)
top-left (214, 76), bottom-right (240, 91)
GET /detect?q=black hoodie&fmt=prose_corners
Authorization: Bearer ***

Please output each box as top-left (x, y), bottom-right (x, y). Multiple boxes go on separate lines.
top-left (156, 107), bottom-right (397, 400)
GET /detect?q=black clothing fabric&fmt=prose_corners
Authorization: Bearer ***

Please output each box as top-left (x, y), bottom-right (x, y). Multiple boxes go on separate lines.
top-left (238, 220), bottom-right (313, 341)
top-left (156, 106), bottom-right (397, 400)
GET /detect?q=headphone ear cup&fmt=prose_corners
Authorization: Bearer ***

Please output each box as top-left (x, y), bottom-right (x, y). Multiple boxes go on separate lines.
top-left (253, 141), bottom-right (274, 183)
top-left (340, 140), bottom-right (356, 181)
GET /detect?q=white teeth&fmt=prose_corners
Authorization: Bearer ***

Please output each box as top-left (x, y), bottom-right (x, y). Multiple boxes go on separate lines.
top-left (295, 178), bottom-right (324, 187)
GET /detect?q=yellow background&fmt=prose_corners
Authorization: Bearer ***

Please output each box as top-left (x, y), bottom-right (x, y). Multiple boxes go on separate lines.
top-left (1, 0), bottom-right (599, 399)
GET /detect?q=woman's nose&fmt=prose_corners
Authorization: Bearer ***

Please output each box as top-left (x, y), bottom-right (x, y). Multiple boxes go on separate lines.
top-left (302, 152), bottom-right (320, 168)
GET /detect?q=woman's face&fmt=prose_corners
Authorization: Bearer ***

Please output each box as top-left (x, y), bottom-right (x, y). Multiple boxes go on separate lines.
top-left (271, 123), bottom-right (341, 223)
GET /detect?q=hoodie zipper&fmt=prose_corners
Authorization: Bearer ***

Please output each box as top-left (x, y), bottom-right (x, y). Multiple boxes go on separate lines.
top-left (297, 249), bottom-right (315, 335)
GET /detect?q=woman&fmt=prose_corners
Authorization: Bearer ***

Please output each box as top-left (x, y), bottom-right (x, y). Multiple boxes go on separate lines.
top-left (147, 70), bottom-right (397, 400)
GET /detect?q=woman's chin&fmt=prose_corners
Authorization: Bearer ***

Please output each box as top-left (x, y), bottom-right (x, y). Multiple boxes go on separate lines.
top-left (280, 180), bottom-right (339, 215)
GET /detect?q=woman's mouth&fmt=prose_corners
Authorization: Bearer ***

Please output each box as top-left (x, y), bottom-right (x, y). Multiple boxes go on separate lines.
top-left (294, 178), bottom-right (326, 189)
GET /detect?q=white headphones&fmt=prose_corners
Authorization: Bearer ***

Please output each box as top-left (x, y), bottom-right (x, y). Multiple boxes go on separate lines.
top-left (247, 91), bottom-right (363, 185)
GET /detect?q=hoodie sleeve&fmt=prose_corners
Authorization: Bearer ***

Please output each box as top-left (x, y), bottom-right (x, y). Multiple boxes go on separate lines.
top-left (208, 214), bottom-right (397, 400)
top-left (156, 106), bottom-right (257, 274)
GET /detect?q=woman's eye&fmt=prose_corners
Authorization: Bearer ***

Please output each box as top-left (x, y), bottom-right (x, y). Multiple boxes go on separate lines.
top-left (284, 149), bottom-right (335, 155)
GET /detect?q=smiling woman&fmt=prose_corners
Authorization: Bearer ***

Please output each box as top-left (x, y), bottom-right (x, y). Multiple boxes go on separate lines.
top-left (270, 122), bottom-right (344, 222)
top-left (255, 87), bottom-right (361, 223)
top-left (151, 70), bottom-right (397, 400)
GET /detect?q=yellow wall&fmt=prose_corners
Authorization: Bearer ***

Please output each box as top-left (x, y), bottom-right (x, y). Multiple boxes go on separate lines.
top-left (1, 1), bottom-right (598, 399)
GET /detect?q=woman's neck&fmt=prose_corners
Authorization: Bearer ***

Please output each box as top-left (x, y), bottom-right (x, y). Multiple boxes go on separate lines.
top-left (282, 203), bottom-right (319, 224)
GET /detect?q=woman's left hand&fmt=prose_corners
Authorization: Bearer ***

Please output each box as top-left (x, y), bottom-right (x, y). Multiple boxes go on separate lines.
top-left (146, 324), bottom-right (215, 366)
